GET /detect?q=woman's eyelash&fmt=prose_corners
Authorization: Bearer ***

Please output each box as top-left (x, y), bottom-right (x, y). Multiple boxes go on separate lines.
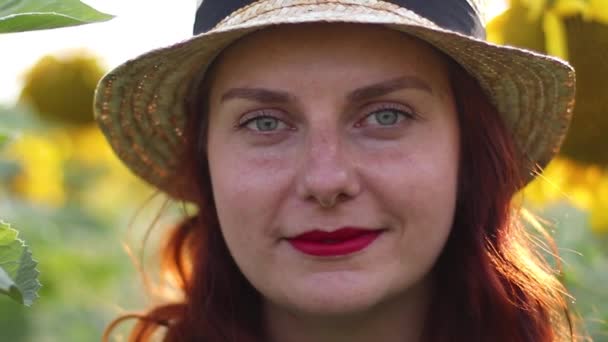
top-left (236, 112), bottom-right (293, 132)
top-left (238, 114), bottom-right (273, 127)
top-left (356, 103), bottom-right (420, 127)
top-left (369, 104), bottom-right (418, 118)
top-left (237, 111), bottom-right (282, 127)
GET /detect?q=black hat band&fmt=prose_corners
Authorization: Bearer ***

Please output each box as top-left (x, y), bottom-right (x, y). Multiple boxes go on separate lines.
top-left (193, 0), bottom-right (485, 39)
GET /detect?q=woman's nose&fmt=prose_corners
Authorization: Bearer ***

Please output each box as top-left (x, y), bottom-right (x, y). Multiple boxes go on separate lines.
top-left (295, 129), bottom-right (361, 209)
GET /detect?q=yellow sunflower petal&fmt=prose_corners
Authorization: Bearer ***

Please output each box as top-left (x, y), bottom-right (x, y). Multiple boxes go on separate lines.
top-left (6, 134), bottom-right (66, 207)
top-left (589, 0), bottom-right (608, 24)
top-left (552, 0), bottom-right (589, 18)
top-left (522, 0), bottom-right (549, 20)
top-left (588, 170), bottom-right (608, 234)
top-left (543, 10), bottom-right (569, 59)
top-left (568, 185), bottom-right (594, 209)
top-left (590, 203), bottom-right (608, 234)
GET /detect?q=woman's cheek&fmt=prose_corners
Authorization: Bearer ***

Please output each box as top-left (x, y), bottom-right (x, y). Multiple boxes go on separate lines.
top-left (211, 147), bottom-right (294, 236)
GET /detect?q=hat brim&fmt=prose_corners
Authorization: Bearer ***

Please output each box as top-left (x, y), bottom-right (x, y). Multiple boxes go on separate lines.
top-left (94, 0), bottom-right (575, 201)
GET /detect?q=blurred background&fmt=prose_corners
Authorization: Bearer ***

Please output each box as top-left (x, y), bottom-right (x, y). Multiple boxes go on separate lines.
top-left (0, 0), bottom-right (607, 341)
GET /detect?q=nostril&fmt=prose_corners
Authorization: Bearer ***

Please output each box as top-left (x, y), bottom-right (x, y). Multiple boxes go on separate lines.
top-left (295, 150), bottom-right (361, 206)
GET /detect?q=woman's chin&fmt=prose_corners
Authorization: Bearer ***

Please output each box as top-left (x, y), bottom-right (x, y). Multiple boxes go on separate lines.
top-left (271, 273), bottom-right (387, 316)
top-left (278, 297), bottom-right (377, 319)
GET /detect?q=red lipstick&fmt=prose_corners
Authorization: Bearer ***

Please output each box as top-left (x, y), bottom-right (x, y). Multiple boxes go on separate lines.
top-left (287, 228), bottom-right (383, 257)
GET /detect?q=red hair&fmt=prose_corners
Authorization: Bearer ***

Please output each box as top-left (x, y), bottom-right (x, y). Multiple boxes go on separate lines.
top-left (104, 58), bottom-right (579, 342)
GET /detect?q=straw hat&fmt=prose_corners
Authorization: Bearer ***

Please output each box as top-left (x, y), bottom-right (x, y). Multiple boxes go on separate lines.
top-left (94, 0), bottom-right (576, 201)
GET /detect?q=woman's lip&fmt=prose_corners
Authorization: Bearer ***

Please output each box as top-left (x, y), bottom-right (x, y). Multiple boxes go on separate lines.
top-left (290, 227), bottom-right (381, 241)
top-left (287, 230), bottom-right (383, 257)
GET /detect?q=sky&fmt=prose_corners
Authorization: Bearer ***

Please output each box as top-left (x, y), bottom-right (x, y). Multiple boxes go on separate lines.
top-left (0, 0), bottom-right (507, 105)
top-left (0, 0), bottom-right (195, 104)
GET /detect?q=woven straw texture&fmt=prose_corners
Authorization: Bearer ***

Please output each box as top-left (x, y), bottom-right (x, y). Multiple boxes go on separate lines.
top-left (94, 0), bottom-right (576, 201)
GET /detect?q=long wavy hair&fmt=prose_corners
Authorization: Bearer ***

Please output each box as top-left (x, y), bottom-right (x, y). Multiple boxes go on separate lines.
top-left (104, 49), bottom-right (580, 342)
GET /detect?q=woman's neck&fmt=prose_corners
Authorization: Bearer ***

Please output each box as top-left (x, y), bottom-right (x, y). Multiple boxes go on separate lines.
top-left (262, 278), bottom-right (431, 342)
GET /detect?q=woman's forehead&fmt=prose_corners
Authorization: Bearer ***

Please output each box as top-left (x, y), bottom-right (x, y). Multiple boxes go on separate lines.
top-left (210, 23), bottom-right (451, 93)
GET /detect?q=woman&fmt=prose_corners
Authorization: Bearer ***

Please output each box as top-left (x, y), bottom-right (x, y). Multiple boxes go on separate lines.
top-left (98, 1), bottom-right (579, 341)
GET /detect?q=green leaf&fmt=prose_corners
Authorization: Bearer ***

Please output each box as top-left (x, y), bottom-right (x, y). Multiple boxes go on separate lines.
top-left (0, 221), bottom-right (40, 306)
top-left (0, 267), bottom-right (22, 304)
top-left (0, 0), bottom-right (114, 33)
top-left (0, 131), bottom-right (10, 150)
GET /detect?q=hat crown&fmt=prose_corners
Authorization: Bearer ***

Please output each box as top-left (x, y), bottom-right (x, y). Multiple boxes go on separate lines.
top-left (193, 0), bottom-right (486, 39)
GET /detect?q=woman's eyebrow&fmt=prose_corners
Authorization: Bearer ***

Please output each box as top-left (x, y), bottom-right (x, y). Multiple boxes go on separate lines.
top-left (220, 88), bottom-right (294, 104)
top-left (219, 76), bottom-right (432, 104)
top-left (347, 76), bottom-right (434, 102)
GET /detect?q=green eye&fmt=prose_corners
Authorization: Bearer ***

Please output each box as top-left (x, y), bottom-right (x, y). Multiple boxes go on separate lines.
top-left (240, 113), bottom-right (290, 132)
top-left (255, 117), bottom-right (279, 131)
top-left (373, 110), bottom-right (401, 125)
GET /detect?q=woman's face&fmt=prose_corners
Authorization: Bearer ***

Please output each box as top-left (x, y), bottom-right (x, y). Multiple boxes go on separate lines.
top-left (206, 24), bottom-right (459, 317)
